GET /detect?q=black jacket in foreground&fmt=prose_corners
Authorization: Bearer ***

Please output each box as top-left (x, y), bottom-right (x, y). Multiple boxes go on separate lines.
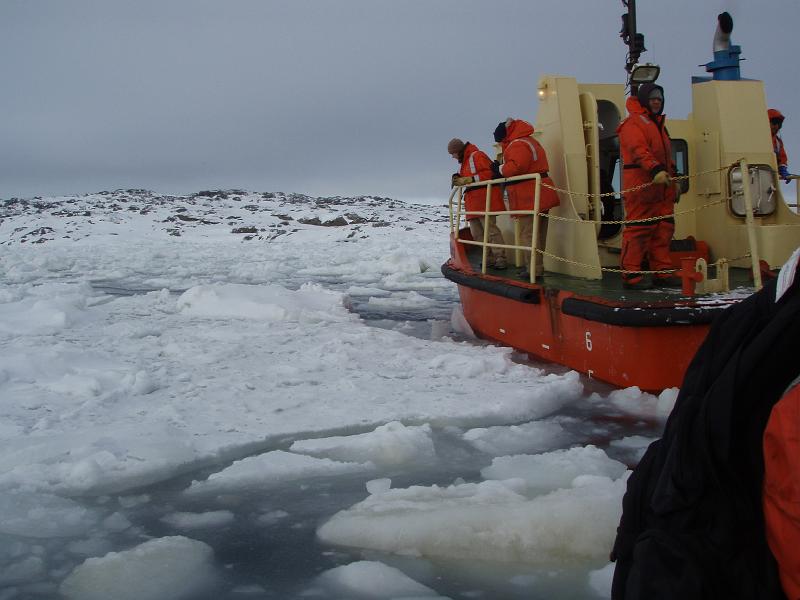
top-left (611, 275), bottom-right (800, 600)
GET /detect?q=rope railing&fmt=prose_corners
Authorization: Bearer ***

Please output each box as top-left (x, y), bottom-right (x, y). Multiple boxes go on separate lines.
top-left (449, 158), bottom-right (784, 288)
top-left (537, 247), bottom-right (752, 276)
top-left (453, 162), bottom-right (738, 227)
top-left (538, 163), bottom-right (739, 199)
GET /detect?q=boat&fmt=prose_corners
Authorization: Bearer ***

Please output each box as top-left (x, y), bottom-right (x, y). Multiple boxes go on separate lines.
top-left (441, 4), bottom-right (800, 392)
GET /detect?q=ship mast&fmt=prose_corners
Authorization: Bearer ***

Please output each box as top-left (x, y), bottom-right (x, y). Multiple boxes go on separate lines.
top-left (620, 0), bottom-right (659, 93)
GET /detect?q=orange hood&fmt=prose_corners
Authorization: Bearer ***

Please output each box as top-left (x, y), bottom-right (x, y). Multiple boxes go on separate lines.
top-left (505, 118), bottom-right (535, 141)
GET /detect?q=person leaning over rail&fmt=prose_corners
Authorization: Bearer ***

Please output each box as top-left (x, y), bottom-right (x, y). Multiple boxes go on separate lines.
top-left (490, 118), bottom-right (559, 278)
top-left (617, 83), bottom-right (681, 290)
top-left (768, 108), bottom-right (792, 184)
top-left (448, 137), bottom-right (508, 269)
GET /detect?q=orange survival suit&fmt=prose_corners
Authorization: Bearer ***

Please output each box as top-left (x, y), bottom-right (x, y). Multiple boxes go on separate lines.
top-left (617, 84), bottom-right (677, 286)
top-left (459, 142), bottom-right (505, 220)
top-left (496, 119), bottom-right (559, 213)
top-left (493, 118), bottom-right (559, 275)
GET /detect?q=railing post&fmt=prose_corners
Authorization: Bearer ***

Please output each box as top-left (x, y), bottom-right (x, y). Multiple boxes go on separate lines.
top-left (455, 187), bottom-right (464, 241)
top-left (796, 176), bottom-right (800, 214)
top-left (530, 174), bottom-right (542, 283)
top-left (447, 187), bottom-right (457, 235)
top-left (481, 184), bottom-right (492, 273)
top-left (740, 158), bottom-right (763, 290)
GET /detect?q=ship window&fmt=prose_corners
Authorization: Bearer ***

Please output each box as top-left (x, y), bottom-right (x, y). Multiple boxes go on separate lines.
top-left (729, 164), bottom-right (777, 217)
top-left (671, 138), bottom-right (689, 194)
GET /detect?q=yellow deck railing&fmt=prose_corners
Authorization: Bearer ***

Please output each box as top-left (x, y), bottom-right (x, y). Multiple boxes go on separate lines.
top-left (448, 159), bottom-right (799, 290)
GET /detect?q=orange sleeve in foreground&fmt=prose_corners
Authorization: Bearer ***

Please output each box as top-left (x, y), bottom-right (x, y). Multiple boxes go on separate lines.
top-left (764, 384), bottom-right (800, 599)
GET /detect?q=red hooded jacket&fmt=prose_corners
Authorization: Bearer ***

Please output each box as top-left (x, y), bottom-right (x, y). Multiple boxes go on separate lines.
top-left (498, 119), bottom-right (559, 213)
top-left (459, 142), bottom-right (505, 221)
top-left (618, 97), bottom-right (676, 220)
top-left (768, 109), bottom-right (788, 168)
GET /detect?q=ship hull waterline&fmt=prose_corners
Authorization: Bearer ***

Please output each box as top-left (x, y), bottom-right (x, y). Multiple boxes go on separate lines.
top-left (443, 236), bottom-right (733, 392)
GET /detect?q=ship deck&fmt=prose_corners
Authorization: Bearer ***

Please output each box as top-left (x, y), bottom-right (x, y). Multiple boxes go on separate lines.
top-left (465, 245), bottom-right (756, 305)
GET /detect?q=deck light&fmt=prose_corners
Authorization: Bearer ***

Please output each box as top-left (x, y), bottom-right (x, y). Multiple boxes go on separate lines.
top-left (537, 81), bottom-right (548, 99)
top-left (630, 63), bottom-right (660, 84)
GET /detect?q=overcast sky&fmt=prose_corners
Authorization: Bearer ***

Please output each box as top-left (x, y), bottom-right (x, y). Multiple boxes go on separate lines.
top-left (2, 0), bottom-right (798, 202)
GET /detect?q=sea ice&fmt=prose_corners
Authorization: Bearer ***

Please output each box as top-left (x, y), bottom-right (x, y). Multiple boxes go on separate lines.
top-left (463, 419), bottom-right (572, 457)
top-left (609, 435), bottom-right (657, 464)
top-left (0, 492), bottom-right (99, 538)
top-left (290, 421), bottom-right (436, 467)
top-left (588, 562), bottom-right (615, 597)
top-left (317, 475), bottom-right (627, 563)
top-left (592, 386), bottom-right (678, 421)
top-left (185, 450), bottom-right (373, 495)
top-left (314, 560), bottom-right (442, 599)
top-left (481, 446), bottom-right (628, 492)
top-left (176, 281), bottom-right (352, 324)
top-left (59, 536), bottom-right (216, 600)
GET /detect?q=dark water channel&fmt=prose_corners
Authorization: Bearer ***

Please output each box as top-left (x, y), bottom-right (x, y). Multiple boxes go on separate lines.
top-left (70, 404), bottom-right (655, 600)
top-left (31, 280), bottom-right (664, 600)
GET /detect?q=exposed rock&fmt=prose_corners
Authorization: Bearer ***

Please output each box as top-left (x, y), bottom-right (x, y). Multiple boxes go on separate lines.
top-left (27, 227), bottom-right (55, 236)
top-left (345, 213), bottom-right (369, 224)
top-left (323, 216), bottom-right (348, 227)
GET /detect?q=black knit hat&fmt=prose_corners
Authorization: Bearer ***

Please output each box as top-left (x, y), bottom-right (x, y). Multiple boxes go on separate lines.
top-left (493, 121), bottom-right (507, 143)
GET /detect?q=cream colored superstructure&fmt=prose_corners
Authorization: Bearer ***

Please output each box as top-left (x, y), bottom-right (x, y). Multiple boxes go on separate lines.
top-left (500, 74), bottom-right (800, 279)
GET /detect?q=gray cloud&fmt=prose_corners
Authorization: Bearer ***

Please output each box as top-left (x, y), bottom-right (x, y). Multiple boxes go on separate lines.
top-left (1, 0), bottom-right (798, 201)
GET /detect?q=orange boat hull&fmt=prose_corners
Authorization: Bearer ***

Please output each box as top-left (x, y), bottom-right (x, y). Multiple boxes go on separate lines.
top-left (444, 235), bottom-right (731, 392)
top-left (456, 282), bottom-right (708, 391)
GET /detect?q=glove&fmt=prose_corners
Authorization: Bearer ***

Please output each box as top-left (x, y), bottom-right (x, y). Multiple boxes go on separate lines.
top-left (652, 170), bottom-right (670, 186)
top-left (779, 165), bottom-right (791, 183)
top-left (491, 161), bottom-right (503, 180)
top-left (451, 173), bottom-right (459, 188)
top-left (673, 182), bottom-right (681, 204)
top-left (453, 176), bottom-right (474, 186)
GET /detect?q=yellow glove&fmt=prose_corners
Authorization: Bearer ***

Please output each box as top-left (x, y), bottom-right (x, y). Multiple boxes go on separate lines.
top-left (653, 171), bottom-right (670, 186)
top-left (453, 176), bottom-right (474, 186)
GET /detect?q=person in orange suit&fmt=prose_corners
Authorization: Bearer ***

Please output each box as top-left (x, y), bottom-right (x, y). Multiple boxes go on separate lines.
top-left (448, 138), bottom-right (507, 269)
top-left (617, 83), bottom-right (680, 290)
top-left (768, 108), bottom-right (791, 183)
top-left (490, 118), bottom-right (559, 277)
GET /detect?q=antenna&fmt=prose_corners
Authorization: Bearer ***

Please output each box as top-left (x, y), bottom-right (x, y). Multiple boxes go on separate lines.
top-left (620, 0), bottom-right (647, 93)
